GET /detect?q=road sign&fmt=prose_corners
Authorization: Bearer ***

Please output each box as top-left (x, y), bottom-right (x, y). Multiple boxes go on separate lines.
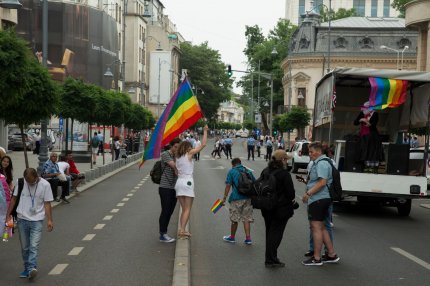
top-left (59, 117), bottom-right (64, 131)
top-left (255, 114), bottom-right (262, 123)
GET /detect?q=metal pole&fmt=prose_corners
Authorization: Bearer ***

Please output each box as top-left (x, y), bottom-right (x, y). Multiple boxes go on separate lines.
top-left (251, 73), bottom-right (254, 124)
top-left (287, 58), bottom-right (292, 148)
top-left (38, 0), bottom-right (49, 174)
top-left (157, 58), bottom-right (161, 118)
top-left (257, 60), bottom-right (260, 125)
top-left (396, 51), bottom-right (400, 70)
top-left (327, 0), bottom-right (331, 73)
top-left (122, 0), bottom-right (127, 92)
top-left (270, 76), bottom-right (273, 137)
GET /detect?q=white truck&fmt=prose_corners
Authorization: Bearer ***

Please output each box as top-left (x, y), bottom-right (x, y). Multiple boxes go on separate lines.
top-left (313, 68), bottom-right (430, 216)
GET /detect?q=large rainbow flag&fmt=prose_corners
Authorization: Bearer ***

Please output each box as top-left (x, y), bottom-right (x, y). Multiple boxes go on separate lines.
top-left (368, 77), bottom-right (409, 110)
top-left (139, 79), bottom-right (203, 168)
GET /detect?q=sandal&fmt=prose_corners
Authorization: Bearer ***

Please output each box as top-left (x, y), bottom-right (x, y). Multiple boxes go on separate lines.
top-left (178, 231), bottom-right (192, 238)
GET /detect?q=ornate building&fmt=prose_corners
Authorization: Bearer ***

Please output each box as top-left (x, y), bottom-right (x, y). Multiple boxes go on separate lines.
top-left (217, 101), bottom-right (244, 124)
top-left (281, 14), bottom-right (418, 140)
top-left (405, 0), bottom-right (430, 72)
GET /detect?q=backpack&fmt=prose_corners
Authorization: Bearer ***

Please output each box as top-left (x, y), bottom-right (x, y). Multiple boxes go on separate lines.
top-left (235, 168), bottom-right (254, 196)
top-left (250, 169), bottom-right (282, 211)
top-left (150, 160), bottom-right (164, 184)
top-left (91, 136), bottom-right (99, 148)
top-left (318, 158), bottom-right (343, 202)
top-left (11, 178), bottom-right (24, 218)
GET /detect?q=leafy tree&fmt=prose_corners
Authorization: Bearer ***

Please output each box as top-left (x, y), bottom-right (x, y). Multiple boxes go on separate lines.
top-left (0, 29), bottom-right (31, 106)
top-left (125, 104), bottom-right (149, 130)
top-left (243, 120), bottom-right (256, 131)
top-left (392, 0), bottom-right (413, 18)
top-left (179, 42), bottom-right (232, 120)
top-left (281, 106), bottom-right (311, 134)
top-left (239, 19), bottom-right (297, 133)
top-left (0, 59), bottom-right (59, 167)
top-left (319, 8), bottom-right (356, 22)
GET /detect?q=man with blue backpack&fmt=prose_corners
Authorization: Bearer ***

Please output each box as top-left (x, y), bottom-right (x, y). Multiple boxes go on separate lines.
top-left (221, 158), bottom-right (256, 245)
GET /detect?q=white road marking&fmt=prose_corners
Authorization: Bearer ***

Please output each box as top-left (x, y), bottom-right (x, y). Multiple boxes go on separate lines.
top-left (82, 234), bottom-right (96, 241)
top-left (420, 204), bottom-right (430, 209)
top-left (391, 247), bottom-right (430, 271)
top-left (127, 193), bottom-right (134, 197)
top-left (49, 264), bottom-right (68, 275)
top-left (122, 198), bottom-right (130, 201)
top-left (103, 215), bottom-right (113, 220)
top-left (117, 203), bottom-right (125, 207)
top-left (130, 190), bottom-right (136, 193)
top-left (94, 224), bottom-right (105, 230)
top-left (111, 208), bottom-right (120, 213)
top-left (138, 183), bottom-right (143, 186)
top-left (134, 186), bottom-right (140, 189)
top-left (68, 247), bottom-right (84, 256)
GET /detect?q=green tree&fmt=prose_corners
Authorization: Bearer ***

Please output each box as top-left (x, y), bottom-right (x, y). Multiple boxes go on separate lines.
top-left (239, 19), bottom-right (297, 133)
top-left (179, 42), bottom-right (232, 120)
top-left (0, 59), bottom-right (59, 167)
top-left (125, 104), bottom-right (149, 131)
top-left (392, 0), bottom-right (413, 18)
top-left (319, 8), bottom-right (356, 22)
top-left (0, 29), bottom-right (31, 106)
top-left (281, 106), bottom-right (311, 135)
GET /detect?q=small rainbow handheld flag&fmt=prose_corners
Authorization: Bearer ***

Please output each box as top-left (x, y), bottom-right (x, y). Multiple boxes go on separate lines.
top-left (211, 199), bottom-right (223, 214)
top-left (368, 77), bottom-right (408, 110)
top-left (139, 78), bottom-right (203, 168)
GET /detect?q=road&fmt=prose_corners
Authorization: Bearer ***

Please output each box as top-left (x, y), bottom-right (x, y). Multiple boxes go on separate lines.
top-left (2, 138), bottom-right (430, 285)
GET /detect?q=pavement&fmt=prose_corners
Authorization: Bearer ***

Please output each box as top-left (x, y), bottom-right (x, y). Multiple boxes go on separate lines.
top-left (5, 149), bottom-right (191, 286)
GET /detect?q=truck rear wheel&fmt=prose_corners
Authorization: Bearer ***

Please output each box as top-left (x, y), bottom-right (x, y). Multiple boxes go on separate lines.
top-left (397, 199), bottom-right (411, 216)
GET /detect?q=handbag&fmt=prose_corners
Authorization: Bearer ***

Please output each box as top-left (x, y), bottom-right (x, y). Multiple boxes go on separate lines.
top-left (57, 173), bottom-right (67, 182)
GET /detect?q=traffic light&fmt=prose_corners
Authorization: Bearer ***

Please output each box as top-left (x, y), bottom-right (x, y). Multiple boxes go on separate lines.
top-left (227, 65), bottom-right (232, 77)
top-left (273, 130), bottom-right (277, 136)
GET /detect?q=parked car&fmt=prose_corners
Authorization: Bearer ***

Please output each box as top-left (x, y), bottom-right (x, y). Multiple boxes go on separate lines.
top-left (287, 140), bottom-right (310, 173)
top-left (8, 133), bottom-right (35, 151)
top-left (27, 130), bottom-right (54, 151)
top-left (235, 131), bottom-right (243, 138)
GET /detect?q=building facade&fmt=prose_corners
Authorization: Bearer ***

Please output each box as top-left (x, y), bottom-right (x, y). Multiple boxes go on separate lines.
top-left (286, 0), bottom-right (397, 25)
top-left (281, 15), bottom-right (418, 140)
top-left (217, 101), bottom-right (244, 125)
top-left (405, 0), bottom-right (430, 72)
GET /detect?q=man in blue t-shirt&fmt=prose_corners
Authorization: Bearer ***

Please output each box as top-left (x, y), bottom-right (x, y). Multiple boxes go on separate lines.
top-left (247, 135), bottom-right (256, 160)
top-left (224, 136), bottom-right (233, 159)
top-left (302, 142), bottom-right (339, 266)
top-left (221, 158), bottom-right (256, 245)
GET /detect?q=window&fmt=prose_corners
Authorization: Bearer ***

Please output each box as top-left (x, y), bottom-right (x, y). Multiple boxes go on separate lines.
top-left (371, 0), bottom-right (378, 17)
top-left (353, 0), bottom-right (365, 16)
top-left (383, 0), bottom-right (390, 17)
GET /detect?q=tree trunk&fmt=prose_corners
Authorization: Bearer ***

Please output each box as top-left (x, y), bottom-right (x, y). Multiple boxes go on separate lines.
top-left (88, 123), bottom-right (92, 169)
top-left (65, 118), bottom-right (69, 153)
top-left (103, 126), bottom-right (106, 165)
top-left (20, 124), bottom-right (29, 168)
top-left (261, 112), bottom-right (269, 135)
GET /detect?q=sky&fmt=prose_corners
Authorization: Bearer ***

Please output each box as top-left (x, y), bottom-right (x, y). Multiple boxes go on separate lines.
top-left (164, 0), bottom-right (286, 93)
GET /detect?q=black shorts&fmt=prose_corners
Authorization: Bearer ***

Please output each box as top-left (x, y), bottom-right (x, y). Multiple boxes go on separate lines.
top-left (70, 173), bottom-right (85, 180)
top-left (308, 198), bottom-right (332, 221)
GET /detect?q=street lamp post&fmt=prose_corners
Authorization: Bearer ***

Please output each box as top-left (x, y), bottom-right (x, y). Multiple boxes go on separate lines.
top-left (380, 45), bottom-right (409, 70)
top-left (38, 0), bottom-right (49, 173)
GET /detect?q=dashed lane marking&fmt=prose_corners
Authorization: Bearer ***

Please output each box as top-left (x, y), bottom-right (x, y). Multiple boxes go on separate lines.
top-left (94, 224), bottom-right (105, 230)
top-left (127, 193), bottom-right (134, 197)
top-left (134, 186), bottom-right (140, 189)
top-left (122, 198), bottom-right (130, 201)
top-left (131, 190), bottom-right (137, 193)
top-left (82, 234), bottom-right (96, 241)
top-left (111, 208), bottom-right (120, 213)
top-left (117, 203), bottom-right (125, 207)
top-left (68, 247), bottom-right (84, 256)
top-left (49, 264), bottom-right (68, 275)
top-left (391, 247), bottom-right (430, 271)
top-left (420, 204), bottom-right (430, 209)
top-left (103, 215), bottom-right (113, 220)
top-left (138, 183), bottom-right (143, 186)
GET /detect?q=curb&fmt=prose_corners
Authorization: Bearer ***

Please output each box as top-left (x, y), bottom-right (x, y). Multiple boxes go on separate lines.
top-left (172, 208), bottom-right (190, 286)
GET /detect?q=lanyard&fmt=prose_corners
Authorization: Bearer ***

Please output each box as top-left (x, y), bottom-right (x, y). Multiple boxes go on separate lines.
top-left (28, 181), bottom-right (39, 208)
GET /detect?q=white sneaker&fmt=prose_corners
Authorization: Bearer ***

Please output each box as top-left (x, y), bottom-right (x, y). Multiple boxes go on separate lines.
top-left (28, 268), bottom-right (37, 280)
top-left (159, 233), bottom-right (175, 243)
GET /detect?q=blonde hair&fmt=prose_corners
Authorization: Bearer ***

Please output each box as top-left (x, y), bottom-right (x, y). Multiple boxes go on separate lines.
top-left (0, 147), bottom-right (5, 159)
top-left (176, 141), bottom-right (192, 158)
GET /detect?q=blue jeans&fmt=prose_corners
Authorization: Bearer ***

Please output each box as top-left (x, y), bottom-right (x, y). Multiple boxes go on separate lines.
top-left (18, 219), bottom-right (43, 271)
top-left (309, 204), bottom-right (333, 252)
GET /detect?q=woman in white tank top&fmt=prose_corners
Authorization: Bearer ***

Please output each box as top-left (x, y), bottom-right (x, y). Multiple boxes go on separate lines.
top-left (175, 125), bottom-right (208, 239)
